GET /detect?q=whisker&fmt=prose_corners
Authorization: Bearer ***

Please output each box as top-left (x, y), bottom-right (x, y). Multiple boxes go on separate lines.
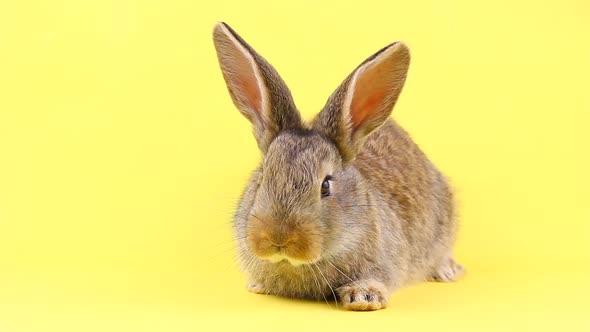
top-left (324, 254), bottom-right (361, 288)
top-left (219, 248), bottom-right (246, 274)
top-left (241, 252), bottom-right (257, 274)
top-left (313, 262), bottom-right (338, 308)
top-left (305, 263), bottom-right (328, 307)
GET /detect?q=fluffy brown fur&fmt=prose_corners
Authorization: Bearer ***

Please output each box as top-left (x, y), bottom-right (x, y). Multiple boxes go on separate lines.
top-left (213, 22), bottom-right (464, 311)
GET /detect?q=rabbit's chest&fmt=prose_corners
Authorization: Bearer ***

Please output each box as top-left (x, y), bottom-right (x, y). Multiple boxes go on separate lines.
top-left (255, 261), bottom-right (345, 300)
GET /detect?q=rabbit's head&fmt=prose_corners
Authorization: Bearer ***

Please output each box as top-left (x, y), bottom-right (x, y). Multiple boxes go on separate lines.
top-left (213, 22), bottom-right (410, 266)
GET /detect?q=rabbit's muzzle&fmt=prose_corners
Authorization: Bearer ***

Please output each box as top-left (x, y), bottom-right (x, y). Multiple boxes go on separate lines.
top-left (246, 214), bottom-right (323, 265)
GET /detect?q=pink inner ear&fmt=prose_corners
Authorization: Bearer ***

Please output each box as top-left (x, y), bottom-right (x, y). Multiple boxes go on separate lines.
top-left (220, 41), bottom-right (263, 114)
top-left (350, 89), bottom-right (387, 127)
top-left (349, 62), bottom-right (392, 129)
top-left (235, 75), bottom-right (262, 113)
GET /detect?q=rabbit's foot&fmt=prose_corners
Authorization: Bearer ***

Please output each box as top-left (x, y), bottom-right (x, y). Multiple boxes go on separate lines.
top-left (247, 282), bottom-right (270, 295)
top-left (336, 279), bottom-right (388, 311)
top-left (428, 258), bottom-right (465, 282)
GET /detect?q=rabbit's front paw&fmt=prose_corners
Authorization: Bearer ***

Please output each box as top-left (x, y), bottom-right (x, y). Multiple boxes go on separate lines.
top-left (247, 282), bottom-right (270, 295)
top-left (336, 280), bottom-right (388, 311)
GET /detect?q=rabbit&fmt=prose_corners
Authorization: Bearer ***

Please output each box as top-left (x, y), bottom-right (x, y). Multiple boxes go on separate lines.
top-left (212, 22), bottom-right (464, 311)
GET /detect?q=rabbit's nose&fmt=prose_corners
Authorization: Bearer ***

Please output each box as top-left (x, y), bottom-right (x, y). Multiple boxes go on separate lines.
top-left (269, 239), bottom-right (291, 248)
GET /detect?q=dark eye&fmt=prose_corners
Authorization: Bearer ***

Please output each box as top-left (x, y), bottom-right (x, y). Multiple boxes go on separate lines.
top-left (321, 176), bottom-right (331, 197)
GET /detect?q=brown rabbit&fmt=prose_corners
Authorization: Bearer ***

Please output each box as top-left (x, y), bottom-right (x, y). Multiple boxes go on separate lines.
top-left (213, 22), bottom-right (464, 311)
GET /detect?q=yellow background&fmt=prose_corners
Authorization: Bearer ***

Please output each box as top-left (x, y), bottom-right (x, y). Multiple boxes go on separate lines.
top-left (1, 0), bottom-right (589, 331)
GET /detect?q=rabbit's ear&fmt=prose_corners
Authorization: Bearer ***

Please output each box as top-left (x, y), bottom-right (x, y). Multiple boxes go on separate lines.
top-left (315, 42), bottom-right (410, 163)
top-left (213, 22), bottom-right (303, 153)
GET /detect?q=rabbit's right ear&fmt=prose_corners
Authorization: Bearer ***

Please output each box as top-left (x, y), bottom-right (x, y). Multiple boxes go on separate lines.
top-left (213, 22), bottom-right (303, 153)
top-left (314, 42), bottom-right (410, 163)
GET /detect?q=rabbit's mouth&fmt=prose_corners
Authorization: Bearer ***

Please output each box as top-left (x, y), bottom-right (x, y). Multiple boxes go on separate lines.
top-left (263, 253), bottom-right (320, 267)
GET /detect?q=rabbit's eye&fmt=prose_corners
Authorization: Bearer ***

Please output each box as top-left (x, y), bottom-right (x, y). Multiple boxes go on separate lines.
top-left (321, 176), bottom-right (331, 197)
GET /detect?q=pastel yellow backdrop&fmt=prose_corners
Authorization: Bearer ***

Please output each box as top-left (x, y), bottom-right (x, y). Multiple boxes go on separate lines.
top-left (0, 0), bottom-right (588, 331)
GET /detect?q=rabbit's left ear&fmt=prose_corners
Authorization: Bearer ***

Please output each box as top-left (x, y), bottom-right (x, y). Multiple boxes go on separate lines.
top-left (213, 22), bottom-right (303, 153)
top-left (315, 42), bottom-right (410, 163)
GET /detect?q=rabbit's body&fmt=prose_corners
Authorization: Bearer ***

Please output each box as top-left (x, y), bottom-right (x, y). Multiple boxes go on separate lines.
top-left (235, 120), bottom-right (459, 301)
top-left (214, 22), bottom-right (463, 310)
